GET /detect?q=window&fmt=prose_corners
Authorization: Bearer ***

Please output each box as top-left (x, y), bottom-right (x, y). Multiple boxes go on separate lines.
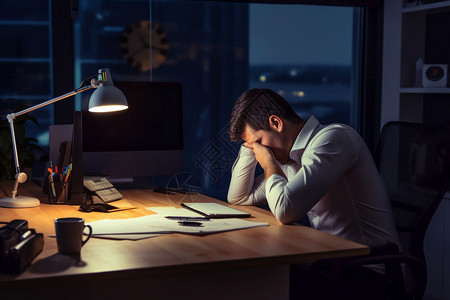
top-left (73, 1), bottom-right (361, 199)
top-left (249, 4), bottom-right (358, 127)
top-left (0, 1), bottom-right (361, 200)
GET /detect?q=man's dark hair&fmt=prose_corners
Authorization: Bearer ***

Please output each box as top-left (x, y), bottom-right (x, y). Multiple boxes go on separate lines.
top-left (228, 88), bottom-right (302, 142)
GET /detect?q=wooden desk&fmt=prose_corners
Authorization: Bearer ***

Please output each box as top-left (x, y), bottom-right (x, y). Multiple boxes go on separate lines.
top-left (0, 182), bottom-right (368, 299)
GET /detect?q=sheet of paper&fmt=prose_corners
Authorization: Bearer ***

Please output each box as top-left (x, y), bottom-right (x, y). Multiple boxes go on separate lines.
top-left (171, 218), bottom-right (268, 234)
top-left (87, 215), bottom-right (170, 235)
top-left (182, 202), bottom-right (250, 218)
top-left (86, 214), bottom-right (268, 237)
top-left (146, 207), bottom-right (203, 217)
top-left (91, 233), bottom-right (161, 240)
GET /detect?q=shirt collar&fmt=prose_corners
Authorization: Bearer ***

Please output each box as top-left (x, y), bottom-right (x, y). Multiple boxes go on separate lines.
top-left (289, 116), bottom-right (321, 161)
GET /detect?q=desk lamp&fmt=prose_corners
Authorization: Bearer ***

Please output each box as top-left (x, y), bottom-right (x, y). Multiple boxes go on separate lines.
top-left (0, 68), bottom-right (128, 208)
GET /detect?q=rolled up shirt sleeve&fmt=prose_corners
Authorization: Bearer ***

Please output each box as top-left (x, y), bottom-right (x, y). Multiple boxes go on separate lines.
top-left (227, 145), bottom-right (267, 205)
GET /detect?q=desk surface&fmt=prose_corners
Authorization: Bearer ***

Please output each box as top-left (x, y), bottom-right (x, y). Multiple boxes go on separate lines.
top-left (0, 182), bottom-right (369, 284)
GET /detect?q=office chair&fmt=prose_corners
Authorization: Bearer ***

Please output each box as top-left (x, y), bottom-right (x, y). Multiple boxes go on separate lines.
top-left (307, 121), bottom-right (450, 300)
top-left (374, 121), bottom-right (450, 299)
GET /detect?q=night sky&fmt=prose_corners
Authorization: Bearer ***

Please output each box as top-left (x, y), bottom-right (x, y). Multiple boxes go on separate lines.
top-left (249, 4), bottom-right (353, 66)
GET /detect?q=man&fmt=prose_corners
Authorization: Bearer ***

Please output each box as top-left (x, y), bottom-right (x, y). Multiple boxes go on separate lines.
top-left (227, 88), bottom-right (400, 299)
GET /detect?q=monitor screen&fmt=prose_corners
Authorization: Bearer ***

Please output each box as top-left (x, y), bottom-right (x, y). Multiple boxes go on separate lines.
top-left (81, 81), bottom-right (183, 182)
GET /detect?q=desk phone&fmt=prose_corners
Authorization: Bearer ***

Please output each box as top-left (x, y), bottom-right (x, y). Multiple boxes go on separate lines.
top-left (83, 176), bottom-right (123, 202)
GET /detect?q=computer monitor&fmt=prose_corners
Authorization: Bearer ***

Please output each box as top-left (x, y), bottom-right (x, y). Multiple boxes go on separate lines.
top-left (81, 81), bottom-right (183, 183)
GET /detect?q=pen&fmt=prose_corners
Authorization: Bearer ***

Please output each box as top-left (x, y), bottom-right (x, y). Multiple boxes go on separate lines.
top-left (178, 221), bottom-right (203, 227)
top-left (64, 163), bottom-right (72, 182)
top-left (166, 216), bottom-right (209, 221)
top-left (49, 174), bottom-right (56, 197)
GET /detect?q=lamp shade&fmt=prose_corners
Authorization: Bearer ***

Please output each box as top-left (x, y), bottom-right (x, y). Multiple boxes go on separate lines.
top-left (88, 69), bottom-right (128, 112)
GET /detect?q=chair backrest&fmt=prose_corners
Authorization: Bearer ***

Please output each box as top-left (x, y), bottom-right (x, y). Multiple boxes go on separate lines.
top-left (375, 121), bottom-right (450, 264)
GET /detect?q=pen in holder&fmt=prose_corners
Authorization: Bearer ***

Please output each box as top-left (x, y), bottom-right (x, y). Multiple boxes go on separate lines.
top-left (47, 163), bottom-right (72, 204)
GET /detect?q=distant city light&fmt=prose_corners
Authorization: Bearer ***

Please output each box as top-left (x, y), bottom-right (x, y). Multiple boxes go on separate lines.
top-left (292, 90), bottom-right (305, 97)
top-left (259, 75), bottom-right (267, 82)
top-left (290, 70), bottom-right (297, 76)
top-left (278, 90), bottom-right (285, 96)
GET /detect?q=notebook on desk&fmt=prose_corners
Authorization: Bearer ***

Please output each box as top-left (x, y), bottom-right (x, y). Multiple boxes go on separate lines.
top-left (181, 203), bottom-right (251, 218)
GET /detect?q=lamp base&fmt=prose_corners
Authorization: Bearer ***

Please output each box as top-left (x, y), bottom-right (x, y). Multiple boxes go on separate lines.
top-left (0, 196), bottom-right (40, 208)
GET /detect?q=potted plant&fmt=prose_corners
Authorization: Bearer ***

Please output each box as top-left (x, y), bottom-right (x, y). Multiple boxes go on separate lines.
top-left (0, 108), bottom-right (48, 181)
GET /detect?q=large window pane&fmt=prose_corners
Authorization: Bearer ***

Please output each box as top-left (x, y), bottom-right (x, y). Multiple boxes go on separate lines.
top-left (73, 1), bottom-right (360, 200)
top-left (249, 4), bottom-right (356, 127)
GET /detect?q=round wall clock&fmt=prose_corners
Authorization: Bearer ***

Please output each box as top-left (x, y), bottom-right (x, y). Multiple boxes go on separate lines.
top-left (120, 21), bottom-right (169, 71)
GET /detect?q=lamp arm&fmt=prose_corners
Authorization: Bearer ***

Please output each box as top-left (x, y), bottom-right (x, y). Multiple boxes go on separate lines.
top-left (5, 83), bottom-right (96, 198)
top-left (8, 117), bottom-right (21, 198)
top-left (7, 85), bottom-right (95, 120)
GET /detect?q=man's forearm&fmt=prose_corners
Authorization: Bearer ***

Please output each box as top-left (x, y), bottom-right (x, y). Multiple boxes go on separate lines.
top-left (227, 146), bottom-right (258, 204)
top-left (263, 161), bottom-right (286, 180)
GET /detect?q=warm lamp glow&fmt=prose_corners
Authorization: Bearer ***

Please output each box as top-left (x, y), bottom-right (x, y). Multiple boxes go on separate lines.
top-left (89, 105), bottom-right (128, 113)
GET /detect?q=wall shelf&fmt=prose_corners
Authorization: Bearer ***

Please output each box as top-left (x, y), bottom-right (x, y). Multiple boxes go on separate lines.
top-left (403, 0), bottom-right (450, 13)
top-left (400, 87), bottom-right (450, 93)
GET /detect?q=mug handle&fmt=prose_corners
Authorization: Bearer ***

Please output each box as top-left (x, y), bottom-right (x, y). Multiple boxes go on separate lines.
top-left (82, 224), bottom-right (92, 247)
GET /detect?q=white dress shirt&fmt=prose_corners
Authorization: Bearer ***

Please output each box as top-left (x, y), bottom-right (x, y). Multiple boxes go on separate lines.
top-left (228, 116), bottom-right (400, 247)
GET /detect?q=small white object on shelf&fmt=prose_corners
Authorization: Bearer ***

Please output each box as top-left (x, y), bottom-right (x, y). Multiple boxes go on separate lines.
top-left (423, 64), bottom-right (448, 88)
top-left (414, 58), bottom-right (424, 87)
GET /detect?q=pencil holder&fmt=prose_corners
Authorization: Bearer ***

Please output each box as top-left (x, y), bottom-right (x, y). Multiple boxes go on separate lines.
top-left (48, 174), bottom-right (70, 204)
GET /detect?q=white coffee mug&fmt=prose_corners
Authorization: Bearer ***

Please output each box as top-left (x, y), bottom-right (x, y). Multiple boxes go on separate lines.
top-left (54, 217), bottom-right (92, 255)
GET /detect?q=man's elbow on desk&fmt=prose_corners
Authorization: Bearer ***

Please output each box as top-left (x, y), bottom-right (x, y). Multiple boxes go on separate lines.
top-left (267, 196), bottom-right (299, 225)
top-left (228, 192), bottom-right (298, 224)
top-left (273, 209), bottom-right (297, 225)
top-left (227, 194), bottom-right (251, 205)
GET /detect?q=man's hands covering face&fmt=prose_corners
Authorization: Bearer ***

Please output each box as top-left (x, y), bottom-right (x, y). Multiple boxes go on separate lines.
top-left (244, 141), bottom-right (285, 180)
top-left (243, 141), bottom-right (275, 170)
